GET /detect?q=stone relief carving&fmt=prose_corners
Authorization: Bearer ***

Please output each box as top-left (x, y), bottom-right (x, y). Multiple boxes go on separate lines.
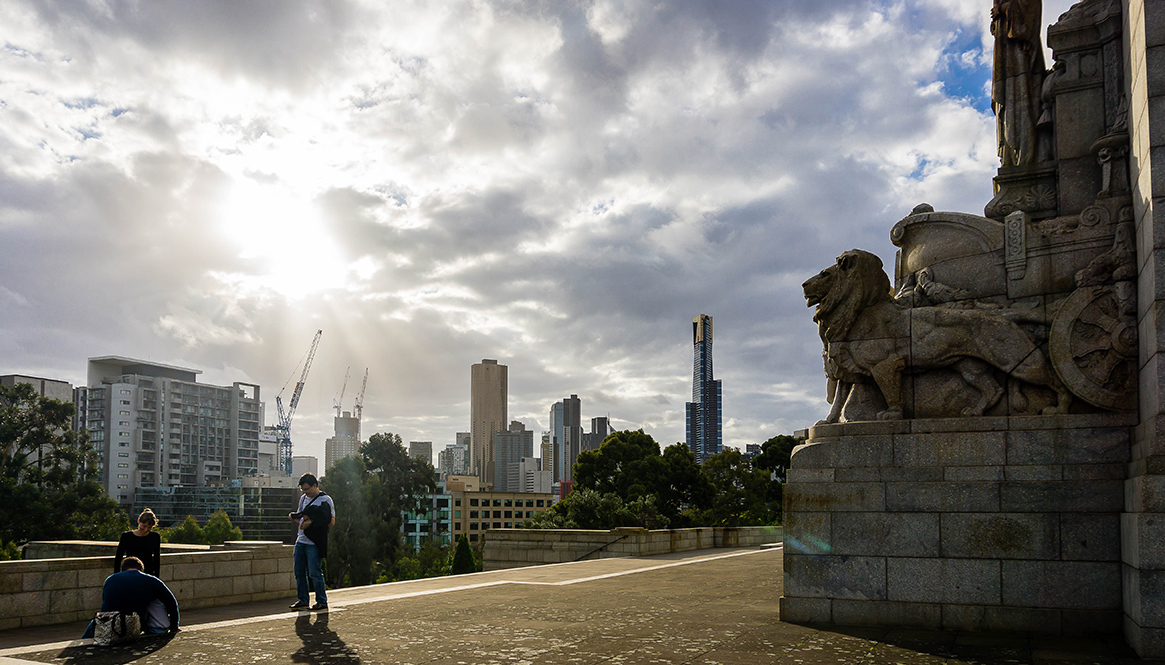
top-left (803, 250), bottom-right (1071, 423)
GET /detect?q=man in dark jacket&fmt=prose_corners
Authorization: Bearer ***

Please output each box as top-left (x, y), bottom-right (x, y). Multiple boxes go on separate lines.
top-left (82, 556), bottom-right (180, 638)
top-left (288, 473), bottom-right (335, 611)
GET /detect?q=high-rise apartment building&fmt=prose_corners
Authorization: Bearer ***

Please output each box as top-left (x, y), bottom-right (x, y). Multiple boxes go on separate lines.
top-left (84, 356), bottom-right (262, 505)
top-left (539, 433), bottom-right (554, 479)
top-left (549, 394), bottom-right (582, 483)
top-left (470, 359), bottom-right (507, 487)
top-left (685, 314), bottom-right (723, 463)
top-left (493, 421), bottom-right (533, 492)
top-left (324, 410), bottom-right (361, 473)
top-left (581, 416), bottom-right (612, 452)
top-left (409, 441), bottom-right (433, 465)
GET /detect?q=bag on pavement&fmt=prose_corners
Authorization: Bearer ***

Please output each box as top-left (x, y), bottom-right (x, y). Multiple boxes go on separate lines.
top-left (93, 610), bottom-right (141, 646)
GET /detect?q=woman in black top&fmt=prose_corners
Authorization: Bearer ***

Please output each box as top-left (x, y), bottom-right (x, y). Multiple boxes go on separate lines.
top-left (114, 508), bottom-right (162, 577)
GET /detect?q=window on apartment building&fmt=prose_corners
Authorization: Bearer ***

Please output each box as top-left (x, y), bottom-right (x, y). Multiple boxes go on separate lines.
top-left (117, 485), bottom-right (127, 490)
top-left (118, 463), bottom-right (128, 468)
top-left (120, 389), bottom-right (131, 394)
top-left (119, 421), bottom-right (130, 426)
top-left (455, 510), bottom-right (461, 518)
top-left (492, 499), bottom-right (501, 507)
top-left (469, 498), bottom-right (478, 506)
top-left (503, 499), bottom-right (512, 507)
top-left (493, 510), bottom-right (501, 518)
top-left (117, 474), bottom-right (128, 479)
top-left (454, 523), bottom-right (461, 530)
top-left (118, 452), bottom-right (129, 457)
top-left (120, 400), bottom-right (130, 405)
top-left (503, 511), bottom-right (512, 519)
top-left (119, 432), bottom-right (129, 437)
top-left (504, 522), bottom-right (512, 528)
top-left (525, 500), bottom-right (534, 507)
top-left (526, 511), bottom-right (533, 518)
top-left (469, 511), bottom-right (477, 518)
top-left (492, 522), bottom-right (501, 529)
top-left (454, 499), bottom-right (461, 506)
top-left (120, 410), bottom-right (130, 416)
top-left (536, 500), bottom-right (545, 507)
top-left (470, 523), bottom-right (478, 530)
top-left (470, 534), bottom-right (478, 542)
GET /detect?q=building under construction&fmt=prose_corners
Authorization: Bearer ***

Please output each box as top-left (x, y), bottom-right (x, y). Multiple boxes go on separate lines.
top-left (324, 368), bottom-right (368, 475)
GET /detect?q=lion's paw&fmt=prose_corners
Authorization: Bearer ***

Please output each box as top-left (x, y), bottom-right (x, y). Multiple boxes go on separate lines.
top-left (876, 408), bottom-right (904, 420)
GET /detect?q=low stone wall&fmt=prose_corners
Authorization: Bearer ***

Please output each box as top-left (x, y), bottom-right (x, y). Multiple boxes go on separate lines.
top-left (0, 541), bottom-right (294, 630)
top-left (781, 414), bottom-right (1133, 636)
top-left (483, 526), bottom-right (782, 570)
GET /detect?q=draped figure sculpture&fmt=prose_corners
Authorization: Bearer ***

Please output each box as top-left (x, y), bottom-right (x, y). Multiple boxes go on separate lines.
top-left (992, 0), bottom-right (1046, 167)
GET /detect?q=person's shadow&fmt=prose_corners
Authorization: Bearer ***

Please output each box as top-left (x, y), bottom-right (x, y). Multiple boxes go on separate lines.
top-left (49, 632), bottom-right (176, 664)
top-left (293, 611), bottom-right (361, 664)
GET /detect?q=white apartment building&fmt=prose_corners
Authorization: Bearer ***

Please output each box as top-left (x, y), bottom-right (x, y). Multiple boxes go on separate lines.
top-left (85, 356), bottom-right (263, 505)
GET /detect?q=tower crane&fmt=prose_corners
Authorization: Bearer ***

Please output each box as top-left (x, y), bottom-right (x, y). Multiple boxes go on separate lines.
top-left (354, 368), bottom-right (369, 422)
top-left (274, 329), bottom-right (322, 476)
top-left (333, 366), bottom-right (350, 418)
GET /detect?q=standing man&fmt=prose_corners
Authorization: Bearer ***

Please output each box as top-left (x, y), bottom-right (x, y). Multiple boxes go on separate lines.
top-left (289, 473), bottom-right (335, 611)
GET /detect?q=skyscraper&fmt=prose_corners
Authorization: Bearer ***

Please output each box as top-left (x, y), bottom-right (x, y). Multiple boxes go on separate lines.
top-left (685, 314), bottom-right (723, 463)
top-left (494, 420), bottom-right (533, 492)
top-left (409, 441), bottom-right (433, 465)
top-left (325, 410), bottom-right (361, 473)
top-left (470, 359), bottom-right (507, 487)
top-left (549, 394), bottom-right (582, 483)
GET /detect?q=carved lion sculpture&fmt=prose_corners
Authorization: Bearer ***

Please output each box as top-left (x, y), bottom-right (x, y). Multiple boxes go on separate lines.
top-left (803, 249), bottom-right (1070, 422)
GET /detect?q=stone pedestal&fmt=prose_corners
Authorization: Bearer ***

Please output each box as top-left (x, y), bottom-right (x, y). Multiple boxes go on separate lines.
top-left (781, 414), bottom-right (1134, 634)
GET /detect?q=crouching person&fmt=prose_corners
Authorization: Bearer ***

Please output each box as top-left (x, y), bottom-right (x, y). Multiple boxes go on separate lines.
top-left (83, 556), bottom-right (180, 640)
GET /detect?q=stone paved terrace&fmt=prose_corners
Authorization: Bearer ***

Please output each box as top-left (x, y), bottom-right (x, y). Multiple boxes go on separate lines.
top-left (0, 546), bottom-right (1153, 664)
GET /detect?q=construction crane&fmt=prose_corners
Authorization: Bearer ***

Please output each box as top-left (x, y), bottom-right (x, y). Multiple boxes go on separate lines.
top-left (333, 366), bottom-right (350, 418)
top-left (354, 368), bottom-right (369, 421)
top-left (274, 329), bottom-right (322, 476)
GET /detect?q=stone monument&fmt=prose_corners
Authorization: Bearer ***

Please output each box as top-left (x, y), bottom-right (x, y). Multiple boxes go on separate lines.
top-left (780, 0), bottom-right (1165, 657)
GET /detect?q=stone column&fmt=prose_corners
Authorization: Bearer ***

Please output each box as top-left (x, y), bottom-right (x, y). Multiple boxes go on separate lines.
top-left (1123, 0), bottom-right (1165, 657)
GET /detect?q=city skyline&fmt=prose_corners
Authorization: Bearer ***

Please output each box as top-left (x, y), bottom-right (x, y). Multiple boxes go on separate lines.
top-left (0, 1), bottom-right (1078, 465)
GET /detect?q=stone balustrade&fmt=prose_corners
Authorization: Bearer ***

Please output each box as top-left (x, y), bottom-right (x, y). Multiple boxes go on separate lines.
top-left (0, 541), bottom-right (294, 630)
top-left (482, 526), bottom-right (783, 570)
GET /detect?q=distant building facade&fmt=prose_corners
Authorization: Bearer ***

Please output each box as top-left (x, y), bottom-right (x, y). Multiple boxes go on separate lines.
top-left (517, 457), bottom-right (553, 493)
top-left (84, 356), bottom-right (262, 505)
top-left (494, 421), bottom-right (533, 492)
top-left (450, 490), bottom-right (556, 543)
top-left (134, 484), bottom-right (299, 543)
top-left (685, 314), bottom-right (723, 463)
top-left (539, 433), bottom-right (554, 480)
top-left (409, 441), bottom-right (433, 465)
top-left (549, 394), bottom-right (581, 483)
top-left (470, 359), bottom-right (507, 487)
top-left (324, 410), bottom-right (361, 473)
top-left (292, 456), bottom-right (318, 478)
top-left (581, 416), bottom-right (612, 453)
top-left (437, 443), bottom-right (469, 479)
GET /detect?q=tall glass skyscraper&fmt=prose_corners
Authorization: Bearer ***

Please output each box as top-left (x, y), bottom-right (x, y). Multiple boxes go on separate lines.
top-left (685, 314), bottom-right (722, 463)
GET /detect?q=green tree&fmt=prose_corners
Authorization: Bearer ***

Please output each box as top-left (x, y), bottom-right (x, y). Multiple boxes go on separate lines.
top-left (203, 510), bottom-right (243, 544)
top-left (451, 534), bottom-right (476, 574)
top-left (322, 455), bottom-right (377, 587)
top-left (753, 435), bottom-right (802, 483)
top-left (695, 449), bottom-right (775, 526)
top-left (0, 383), bottom-right (125, 544)
top-left (360, 432), bottom-right (436, 579)
top-left (525, 488), bottom-right (642, 529)
top-left (161, 515), bottom-right (206, 544)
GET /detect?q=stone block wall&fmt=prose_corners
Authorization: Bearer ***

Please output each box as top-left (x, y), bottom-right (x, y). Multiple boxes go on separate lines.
top-left (781, 414), bottom-right (1133, 635)
top-left (1124, 0), bottom-right (1165, 657)
top-left (0, 541), bottom-right (294, 629)
top-left (483, 526), bottom-right (779, 570)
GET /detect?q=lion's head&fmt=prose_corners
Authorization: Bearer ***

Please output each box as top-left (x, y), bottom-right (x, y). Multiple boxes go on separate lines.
top-left (802, 249), bottom-right (893, 342)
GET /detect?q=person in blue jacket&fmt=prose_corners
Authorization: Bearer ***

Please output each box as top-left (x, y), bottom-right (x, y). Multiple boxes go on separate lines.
top-left (83, 556), bottom-right (180, 638)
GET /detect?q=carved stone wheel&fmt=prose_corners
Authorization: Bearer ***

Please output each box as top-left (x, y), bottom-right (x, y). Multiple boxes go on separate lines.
top-left (1049, 285), bottom-right (1137, 410)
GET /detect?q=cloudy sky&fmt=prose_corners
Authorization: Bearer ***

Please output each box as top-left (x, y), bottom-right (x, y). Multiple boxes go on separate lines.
top-left (1, 0), bottom-right (1077, 465)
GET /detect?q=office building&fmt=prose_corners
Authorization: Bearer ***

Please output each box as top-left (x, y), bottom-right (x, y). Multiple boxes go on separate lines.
top-left (539, 433), bottom-right (553, 480)
top-left (549, 394), bottom-right (581, 483)
top-left (84, 356), bottom-right (262, 505)
top-left (449, 490), bottom-right (556, 543)
top-left (409, 441), bottom-right (433, 465)
top-left (470, 359), bottom-right (507, 487)
top-left (1, 374), bottom-right (73, 402)
top-left (493, 421), bottom-right (533, 492)
top-left (403, 489), bottom-right (453, 549)
top-left (685, 314), bottom-right (723, 463)
top-left (517, 457), bottom-right (553, 493)
top-left (581, 416), bottom-right (612, 452)
top-left (292, 456), bottom-right (318, 478)
top-left (134, 484), bottom-right (299, 543)
top-left (437, 443), bottom-right (469, 479)
top-left (324, 410), bottom-right (361, 473)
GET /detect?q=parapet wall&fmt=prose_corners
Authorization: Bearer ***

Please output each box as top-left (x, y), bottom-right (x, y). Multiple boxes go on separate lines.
top-left (483, 526), bottom-right (782, 570)
top-left (0, 541), bottom-right (294, 630)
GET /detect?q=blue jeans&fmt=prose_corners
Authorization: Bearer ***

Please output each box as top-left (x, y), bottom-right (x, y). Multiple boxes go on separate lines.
top-left (294, 542), bottom-right (327, 606)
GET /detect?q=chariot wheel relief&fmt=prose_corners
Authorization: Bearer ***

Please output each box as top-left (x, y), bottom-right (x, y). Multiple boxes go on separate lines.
top-left (1049, 285), bottom-right (1137, 411)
